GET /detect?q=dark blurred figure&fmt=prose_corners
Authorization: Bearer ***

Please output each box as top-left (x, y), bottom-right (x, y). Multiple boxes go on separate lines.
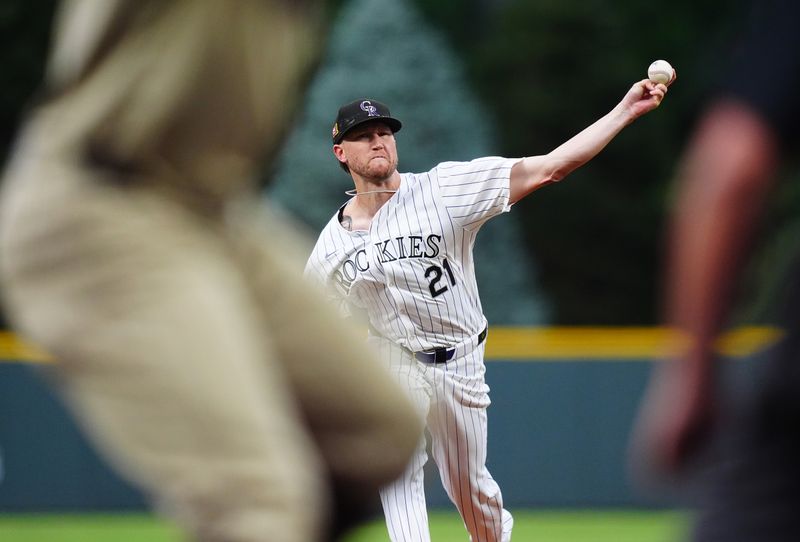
top-left (0, 2), bottom-right (421, 540)
top-left (631, 0), bottom-right (800, 540)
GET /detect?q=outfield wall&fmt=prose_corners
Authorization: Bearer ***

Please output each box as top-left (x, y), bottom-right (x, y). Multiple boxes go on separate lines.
top-left (0, 328), bottom-right (779, 511)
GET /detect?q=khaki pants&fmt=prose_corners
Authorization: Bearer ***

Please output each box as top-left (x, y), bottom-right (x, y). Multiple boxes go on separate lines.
top-left (0, 2), bottom-right (420, 540)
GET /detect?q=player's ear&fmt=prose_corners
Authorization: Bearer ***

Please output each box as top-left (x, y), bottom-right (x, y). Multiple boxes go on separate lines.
top-left (333, 144), bottom-right (347, 166)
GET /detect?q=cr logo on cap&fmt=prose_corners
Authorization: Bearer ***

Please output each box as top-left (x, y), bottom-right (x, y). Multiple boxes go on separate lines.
top-left (360, 100), bottom-right (378, 117)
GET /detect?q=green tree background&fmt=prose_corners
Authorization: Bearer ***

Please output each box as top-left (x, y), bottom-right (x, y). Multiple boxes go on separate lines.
top-left (2, 0), bottom-right (798, 326)
top-left (0, 2), bottom-right (55, 165)
top-left (412, 0), bottom-right (800, 325)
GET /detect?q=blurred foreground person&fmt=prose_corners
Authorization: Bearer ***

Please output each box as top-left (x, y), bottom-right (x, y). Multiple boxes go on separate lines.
top-left (0, 2), bottom-right (421, 540)
top-left (631, 1), bottom-right (800, 540)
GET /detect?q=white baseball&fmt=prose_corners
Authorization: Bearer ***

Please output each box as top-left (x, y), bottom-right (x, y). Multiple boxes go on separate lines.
top-left (647, 59), bottom-right (674, 85)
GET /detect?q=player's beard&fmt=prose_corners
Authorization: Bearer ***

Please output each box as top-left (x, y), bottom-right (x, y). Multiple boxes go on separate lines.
top-left (353, 154), bottom-right (398, 183)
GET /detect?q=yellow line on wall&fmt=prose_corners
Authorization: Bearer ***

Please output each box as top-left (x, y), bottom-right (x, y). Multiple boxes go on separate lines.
top-left (484, 326), bottom-right (784, 360)
top-left (0, 331), bottom-right (53, 363)
top-left (0, 326), bottom-right (784, 365)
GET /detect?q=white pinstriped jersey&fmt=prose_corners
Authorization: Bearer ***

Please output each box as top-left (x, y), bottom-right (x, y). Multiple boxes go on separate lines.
top-left (305, 156), bottom-right (519, 353)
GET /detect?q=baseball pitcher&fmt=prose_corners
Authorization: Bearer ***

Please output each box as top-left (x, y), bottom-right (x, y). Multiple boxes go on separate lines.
top-left (307, 78), bottom-right (671, 542)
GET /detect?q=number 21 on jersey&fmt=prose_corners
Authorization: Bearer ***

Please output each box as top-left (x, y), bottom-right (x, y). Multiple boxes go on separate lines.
top-left (424, 258), bottom-right (457, 298)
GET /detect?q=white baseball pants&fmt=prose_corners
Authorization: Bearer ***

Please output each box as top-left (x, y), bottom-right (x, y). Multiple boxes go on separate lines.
top-left (369, 336), bottom-right (513, 542)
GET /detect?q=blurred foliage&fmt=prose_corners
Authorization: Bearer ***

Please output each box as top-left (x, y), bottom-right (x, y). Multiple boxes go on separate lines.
top-left (0, 1), bottom-right (55, 164)
top-left (1, 0), bottom-right (798, 325)
top-left (408, 0), bottom-right (800, 325)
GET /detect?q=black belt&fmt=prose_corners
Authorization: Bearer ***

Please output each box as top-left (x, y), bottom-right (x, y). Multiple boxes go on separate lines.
top-left (414, 326), bottom-right (488, 364)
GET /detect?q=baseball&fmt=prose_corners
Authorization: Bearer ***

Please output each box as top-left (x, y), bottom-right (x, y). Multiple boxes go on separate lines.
top-left (647, 59), bottom-right (674, 85)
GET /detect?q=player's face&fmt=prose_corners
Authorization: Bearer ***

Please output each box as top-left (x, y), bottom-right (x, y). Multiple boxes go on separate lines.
top-left (336, 121), bottom-right (398, 181)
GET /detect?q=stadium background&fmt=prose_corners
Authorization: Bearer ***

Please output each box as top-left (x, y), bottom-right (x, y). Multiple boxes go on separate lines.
top-left (0, 0), bottom-right (797, 539)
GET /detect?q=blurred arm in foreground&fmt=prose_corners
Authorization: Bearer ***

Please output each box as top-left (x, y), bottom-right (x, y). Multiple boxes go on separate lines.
top-left (631, 0), bottom-right (800, 539)
top-left (0, 2), bottom-right (421, 541)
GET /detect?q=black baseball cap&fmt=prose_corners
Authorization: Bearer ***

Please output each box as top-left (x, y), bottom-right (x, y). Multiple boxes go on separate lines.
top-left (332, 99), bottom-right (402, 144)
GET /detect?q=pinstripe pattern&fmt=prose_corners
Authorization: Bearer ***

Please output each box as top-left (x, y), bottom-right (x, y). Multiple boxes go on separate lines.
top-left (306, 157), bottom-right (519, 541)
top-left (369, 336), bottom-right (512, 542)
top-left (305, 157), bottom-right (515, 351)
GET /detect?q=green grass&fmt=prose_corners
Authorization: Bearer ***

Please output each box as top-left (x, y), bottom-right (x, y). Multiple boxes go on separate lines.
top-left (0, 509), bottom-right (688, 541)
top-left (0, 514), bottom-right (182, 542)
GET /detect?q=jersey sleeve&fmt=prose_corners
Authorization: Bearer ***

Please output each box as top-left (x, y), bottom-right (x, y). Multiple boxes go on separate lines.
top-left (303, 244), bottom-right (328, 286)
top-left (304, 226), bottom-right (354, 318)
top-left (434, 156), bottom-right (519, 231)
